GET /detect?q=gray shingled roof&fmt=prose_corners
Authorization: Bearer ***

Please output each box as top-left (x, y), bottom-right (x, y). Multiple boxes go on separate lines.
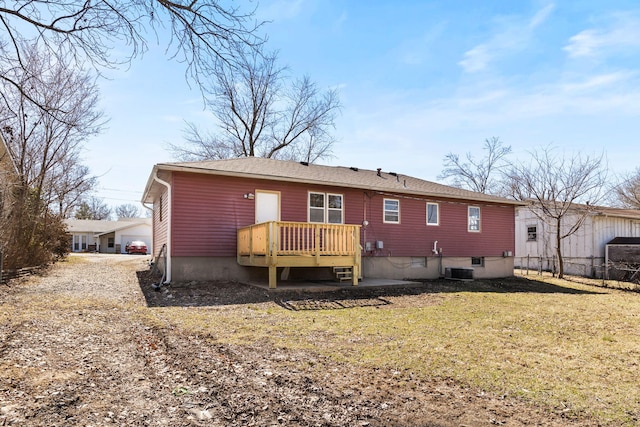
top-left (607, 237), bottom-right (640, 245)
top-left (144, 157), bottom-right (522, 205)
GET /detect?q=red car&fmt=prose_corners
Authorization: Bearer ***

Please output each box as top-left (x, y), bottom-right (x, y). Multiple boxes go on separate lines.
top-left (125, 240), bottom-right (148, 255)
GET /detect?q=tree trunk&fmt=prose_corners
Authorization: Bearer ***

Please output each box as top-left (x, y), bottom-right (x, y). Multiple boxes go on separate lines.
top-left (556, 217), bottom-right (564, 278)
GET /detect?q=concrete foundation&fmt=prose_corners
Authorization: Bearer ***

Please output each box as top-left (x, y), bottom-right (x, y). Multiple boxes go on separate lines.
top-left (164, 255), bottom-right (515, 283)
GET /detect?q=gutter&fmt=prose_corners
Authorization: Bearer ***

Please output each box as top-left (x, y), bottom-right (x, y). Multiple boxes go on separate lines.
top-left (152, 170), bottom-right (172, 284)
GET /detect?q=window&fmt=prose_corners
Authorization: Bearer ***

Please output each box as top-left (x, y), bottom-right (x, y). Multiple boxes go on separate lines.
top-left (384, 198), bottom-right (400, 223)
top-left (527, 225), bottom-right (537, 241)
top-left (159, 195), bottom-right (163, 222)
top-left (309, 192), bottom-right (343, 224)
top-left (427, 202), bottom-right (439, 225)
top-left (471, 257), bottom-right (484, 267)
top-left (108, 237), bottom-right (114, 248)
top-left (468, 206), bottom-right (480, 232)
top-left (411, 257), bottom-right (426, 268)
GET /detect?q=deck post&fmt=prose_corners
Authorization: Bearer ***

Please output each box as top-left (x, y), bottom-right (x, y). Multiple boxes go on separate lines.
top-left (352, 227), bottom-right (361, 286)
top-left (268, 265), bottom-right (277, 289)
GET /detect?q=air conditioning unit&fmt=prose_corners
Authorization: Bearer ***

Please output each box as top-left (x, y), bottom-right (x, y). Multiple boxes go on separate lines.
top-left (444, 267), bottom-right (474, 281)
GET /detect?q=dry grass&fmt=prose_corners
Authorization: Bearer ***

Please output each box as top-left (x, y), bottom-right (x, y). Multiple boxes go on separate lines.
top-left (152, 276), bottom-right (640, 426)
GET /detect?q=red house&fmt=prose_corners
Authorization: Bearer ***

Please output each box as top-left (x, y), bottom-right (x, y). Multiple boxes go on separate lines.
top-left (142, 157), bottom-right (521, 288)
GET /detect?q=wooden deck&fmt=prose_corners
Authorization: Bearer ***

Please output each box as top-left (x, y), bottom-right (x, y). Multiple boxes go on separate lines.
top-left (237, 221), bottom-right (361, 288)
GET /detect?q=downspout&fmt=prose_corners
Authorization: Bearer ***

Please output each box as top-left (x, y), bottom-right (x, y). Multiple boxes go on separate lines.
top-left (152, 171), bottom-right (172, 284)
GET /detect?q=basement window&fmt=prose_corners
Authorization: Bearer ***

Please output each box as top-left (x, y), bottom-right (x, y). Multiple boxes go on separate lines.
top-left (471, 257), bottom-right (484, 267)
top-left (411, 257), bottom-right (426, 268)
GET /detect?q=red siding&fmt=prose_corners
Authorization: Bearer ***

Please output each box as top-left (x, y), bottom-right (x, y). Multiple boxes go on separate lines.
top-left (169, 171), bottom-right (515, 258)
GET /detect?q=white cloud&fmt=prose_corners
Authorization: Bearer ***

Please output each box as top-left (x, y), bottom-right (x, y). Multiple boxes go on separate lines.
top-left (459, 45), bottom-right (491, 73)
top-left (560, 71), bottom-right (636, 93)
top-left (564, 12), bottom-right (640, 59)
top-left (529, 3), bottom-right (555, 29)
top-left (458, 3), bottom-right (555, 73)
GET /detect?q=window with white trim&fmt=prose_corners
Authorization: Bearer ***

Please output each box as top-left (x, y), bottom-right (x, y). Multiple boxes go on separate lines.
top-left (309, 192), bottom-right (343, 224)
top-left (471, 257), bottom-right (484, 267)
top-left (468, 206), bottom-right (480, 232)
top-left (427, 202), bottom-right (439, 225)
top-left (527, 225), bottom-right (537, 241)
top-left (383, 198), bottom-right (400, 223)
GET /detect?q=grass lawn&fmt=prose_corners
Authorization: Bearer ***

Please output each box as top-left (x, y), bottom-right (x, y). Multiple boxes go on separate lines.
top-left (151, 274), bottom-right (640, 425)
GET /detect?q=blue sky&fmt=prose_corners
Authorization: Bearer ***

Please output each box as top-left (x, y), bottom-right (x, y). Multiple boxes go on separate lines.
top-left (85, 0), bottom-right (640, 211)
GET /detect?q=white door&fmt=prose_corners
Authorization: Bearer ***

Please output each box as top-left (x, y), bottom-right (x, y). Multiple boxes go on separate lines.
top-left (255, 191), bottom-right (280, 223)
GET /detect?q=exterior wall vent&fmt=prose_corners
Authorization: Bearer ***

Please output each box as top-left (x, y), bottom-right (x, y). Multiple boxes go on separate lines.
top-left (445, 267), bottom-right (474, 281)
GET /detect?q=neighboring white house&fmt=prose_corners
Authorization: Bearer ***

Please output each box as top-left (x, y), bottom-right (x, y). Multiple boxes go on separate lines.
top-left (65, 218), bottom-right (152, 254)
top-left (515, 204), bottom-right (640, 278)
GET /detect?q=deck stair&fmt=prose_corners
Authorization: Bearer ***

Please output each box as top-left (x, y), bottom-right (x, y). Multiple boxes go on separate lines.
top-left (333, 266), bottom-right (353, 282)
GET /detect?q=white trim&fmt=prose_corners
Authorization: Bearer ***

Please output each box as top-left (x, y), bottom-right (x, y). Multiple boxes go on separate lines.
top-left (383, 198), bottom-right (400, 224)
top-left (153, 172), bottom-right (172, 284)
top-left (468, 206), bottom-right (481, 232)
top-left (427, 202), bottom-right (439, 226)
top-left (308, 191), bottom-right (344, 224)
top-left (255, 190), bottom-right (281, 223)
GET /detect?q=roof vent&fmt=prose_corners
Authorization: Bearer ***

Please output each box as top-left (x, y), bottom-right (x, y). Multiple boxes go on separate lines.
top-left (377, 168), bottom-right (382, 177)
top-left (300, 161), bottom-right (309, 166)
top-left (350, 167), bottom-right (359, 172)
top-left (389, 172), bottom-right (397, 176)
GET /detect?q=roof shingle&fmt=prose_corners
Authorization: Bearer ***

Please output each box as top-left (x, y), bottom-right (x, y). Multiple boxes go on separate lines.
top-left (145, 157), bottom-right (522, 205)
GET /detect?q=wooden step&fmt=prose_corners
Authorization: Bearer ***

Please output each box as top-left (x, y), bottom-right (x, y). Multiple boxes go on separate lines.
top-left (333, 267), bottom-right (353, 282)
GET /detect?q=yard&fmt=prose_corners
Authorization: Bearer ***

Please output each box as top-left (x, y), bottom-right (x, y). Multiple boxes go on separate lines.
top-left (1, 254), bottom-right (638, 426)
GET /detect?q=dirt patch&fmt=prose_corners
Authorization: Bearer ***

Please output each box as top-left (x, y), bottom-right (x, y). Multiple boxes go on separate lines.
top-left (0, 254), bottom-right (598, 426)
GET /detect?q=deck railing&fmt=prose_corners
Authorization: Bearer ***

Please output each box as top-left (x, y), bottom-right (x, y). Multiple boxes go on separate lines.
top-left (238, 221), bottom-right (360, 259)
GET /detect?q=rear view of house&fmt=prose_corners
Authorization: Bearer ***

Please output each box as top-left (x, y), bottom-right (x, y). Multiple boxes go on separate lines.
top-left (142, 157), bottom-right (521, 287)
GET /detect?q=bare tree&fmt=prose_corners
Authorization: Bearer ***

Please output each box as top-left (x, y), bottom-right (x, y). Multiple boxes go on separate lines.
top-left (1, 43), bottom-right (103, 268)
top-left (50, 162), bottom-right (97, 219)
top-left (1, 43), bottom-right (104, 217)
top-left (505, 146), bottom-right (607, 278)
top-left (612, 168), bottom-right (640, 209)
top-left (75, 197), bottom-right (112, 220)
top-left (169, 46), bottom-right (341, 163)
top-left (438, 137), bottom-right (512, 194)
top-left (0, 1), bottom-right (262, 115)
top-left (116, 203), bottom-right (141, 219)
